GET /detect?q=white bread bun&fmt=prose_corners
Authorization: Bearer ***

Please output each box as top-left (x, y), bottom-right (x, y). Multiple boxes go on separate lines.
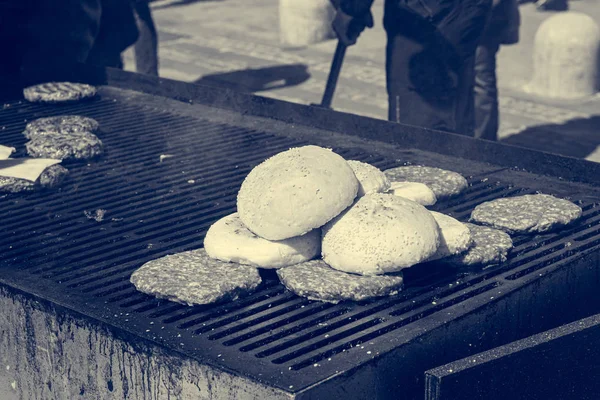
top-left (237, 145), bottom-right (359, 240)
top-left (346, 160), bottom-right (390, 197)
top-left (204, 213), bottom-right (321, 269)
top-left (321, 193), bottom-right (440, 275)
top-left (386, 181), bottom-right (437, 206)
top-left (428, 211), bottom-right (473, 261)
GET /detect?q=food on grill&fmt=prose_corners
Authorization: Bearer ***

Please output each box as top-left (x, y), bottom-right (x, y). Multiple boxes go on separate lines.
top-left (446, 223), bottom-right (513, 266)
top-left (24, 115), bottom-right (99, 139)
top-left (23, 82), bottom-right (97, 103)
top-left (26, 131), bottom-right (104, 161)
top-left (386, 181), bottom-right (437, 206)
top-left (383, 165), bottom-right (468, 199)
top-left (0, 161), bottom-right (68, 193)
top-left (0, 145), bottom-right (15, 159)
top-left (322, 193), bottom-right (440, 275)
top-left (237, 145), bottom-right (359, 240)
top-left (130, 249), bottom-right (262, 306)
top-left (346, 160), bottom-right (390, 197)
top-left (470, 194), bottom-right (582, 234)
top-left (203, 213), bottom-right (321, 269)
top-left (277, 259), bottom-right (404, 303)
top-left (428, 211), bottom-right (472, 261)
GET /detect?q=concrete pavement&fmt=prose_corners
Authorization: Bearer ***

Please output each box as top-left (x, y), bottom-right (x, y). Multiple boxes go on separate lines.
top-left (123, 0), bottom-right (600, 162)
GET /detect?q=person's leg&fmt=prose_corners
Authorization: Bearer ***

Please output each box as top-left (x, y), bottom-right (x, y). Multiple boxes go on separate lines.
top-left (133, 1), bottom-right (159, 76)
top-left (473, 43), bottom-right (500, 140)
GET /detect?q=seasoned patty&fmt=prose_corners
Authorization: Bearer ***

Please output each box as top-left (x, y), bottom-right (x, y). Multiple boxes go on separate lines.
top-left (23, 82), bottom-right (97, 103)
top-left (26, 131), bottom-right (104, 160)
top-left (383, 166), bottom-right (468, 199)
top-left (470, 194), bottom-right (582, 234)
top-left (446, 223), bottom-right (513, 266)
top-left (130, 249), bottom-right (262, 306)
top-left (277, 260), bottom-right (404, 304)
top-left (24, 115), bottom-right (99, 139)
top-left (0, 164), bottom-right (68, 193)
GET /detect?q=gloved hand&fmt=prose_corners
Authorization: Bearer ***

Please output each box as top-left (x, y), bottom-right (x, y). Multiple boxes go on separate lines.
top-left (332, 9), bottom-right (374, 46)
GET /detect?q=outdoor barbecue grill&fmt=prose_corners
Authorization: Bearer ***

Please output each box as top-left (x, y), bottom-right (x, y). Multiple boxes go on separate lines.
top-left (1, 65), bottom-right (600, 400)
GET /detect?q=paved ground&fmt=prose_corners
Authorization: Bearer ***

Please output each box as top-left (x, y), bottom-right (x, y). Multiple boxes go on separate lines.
top-left (124, 0), bottom-right (600, 162)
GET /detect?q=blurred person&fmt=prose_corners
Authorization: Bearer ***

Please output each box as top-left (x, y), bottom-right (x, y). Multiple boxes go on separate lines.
top-left (0, 0), bottom-right (101, 86)
top-left (86, 0), bottom-right (140, 70)
top-left (474, 0), bottom-right (520, 141)
top-left (332, 0), bottom-right (492, 136)
top-left (133, 0), bottom-right (160, 76)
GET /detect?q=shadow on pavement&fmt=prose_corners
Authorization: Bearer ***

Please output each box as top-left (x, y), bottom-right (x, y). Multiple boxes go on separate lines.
top-left (151, 0), bottom-right (223, 11)
top-left (194, 64), bottom-right (311, 93)
top-left (500, 116), bottom-right (600, 159)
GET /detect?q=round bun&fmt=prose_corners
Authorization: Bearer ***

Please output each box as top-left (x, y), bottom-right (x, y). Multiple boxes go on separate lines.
top-left (237, 145), bottom-right (359, 240)
top-left (428, 211), bottom-right (472, 261)
top-left (321, 193), bottom-right (440, 275)
top-left (204, 213), bottom-right (321, 269)
top-left (346, 160), bottom-right (390, 197)
top-left (387, 181), bottom-right (437, 206)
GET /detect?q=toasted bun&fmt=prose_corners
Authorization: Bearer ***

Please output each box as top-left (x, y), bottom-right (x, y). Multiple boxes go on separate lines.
top-left (321, 193), bottom-right (440, 275)
top-left (428, 211), bottom-right (472, 260)
top-left (204, 213), bottom-right (320, 269)
top-left (387, 181), bottom-right (437, 206)
top-left (346, 160), bottom-right (390, 197)
top-left (237, 146), bottom-right (359, 240)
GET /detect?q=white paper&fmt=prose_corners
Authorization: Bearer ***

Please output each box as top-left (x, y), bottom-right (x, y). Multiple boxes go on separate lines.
top-left (0, 158), bottom-right (62, 182)
top-left (0, 145), bottom-right (15, 160)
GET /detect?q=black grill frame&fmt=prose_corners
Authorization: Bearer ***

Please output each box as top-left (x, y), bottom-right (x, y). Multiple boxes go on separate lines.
top-left (1, 68), bottom-right (600, 399)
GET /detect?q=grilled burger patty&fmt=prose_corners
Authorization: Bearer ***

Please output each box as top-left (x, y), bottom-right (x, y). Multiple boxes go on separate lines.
top-left (130, 249), bottom-right (262, 306)
top-left (24, 115), bottom-right (99, 139)
top-left (23, 82), bottom-right (97, 103)
top-left (26, 131), bottom-right (104, 160)
top-left (384, 166), bottom-right (468, 199)
top-left (0, 164), bottom-right (68, 193)
top-left (470, 194), bottom-right (582, 234)
top-left (446, 223), bottom-right (513, 266)
top-left (277, 260), bottom-right (404, 304)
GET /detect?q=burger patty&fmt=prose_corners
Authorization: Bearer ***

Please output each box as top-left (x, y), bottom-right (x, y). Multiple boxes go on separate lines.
top-left (23, 82), bottom-right (97, 103)
top-left (24, 115), bottom-right (99, 139)
top-left (470, 194), bottom-right (582, 234)
top-left (26, 131), bottom-right (104, 161)
top-left (277, 260), bottom-right (404, 304)
top-left (446, 223), bottom-right (513, 266)
top-left (130, 249), bottom-right (262, 306)
top-left (383, 166), bottom-right (468, 199)
top-left (0, 164), bottom-right (68, 193)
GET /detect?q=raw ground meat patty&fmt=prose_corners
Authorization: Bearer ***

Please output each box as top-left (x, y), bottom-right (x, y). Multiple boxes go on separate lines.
top-left (0, 164), bottom-right (68, 193)
top-left (383, 166), bottom-right (468, 199)
top-left (130, 249), bottom-right (262, 306)
top-left (470, 194), bottom-right (582, 234)
top-left (26, 131), bottom-right (104, 160)
top-left (446, 223), bottom-right (513, 266)
top-left (24, 115), bottom-right (99, 139)
top-left (277, 260), bottom-right (404, 304)
top-left (23, 82), bottom-right (97, 103)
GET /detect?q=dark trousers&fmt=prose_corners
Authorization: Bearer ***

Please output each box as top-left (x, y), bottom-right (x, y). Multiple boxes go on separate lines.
top-left (474, 42), bottom-right (500, 141)
top-left (133, 1), bottom-right (159, 76)
top-left (384, 0), bottom-right (491, 135)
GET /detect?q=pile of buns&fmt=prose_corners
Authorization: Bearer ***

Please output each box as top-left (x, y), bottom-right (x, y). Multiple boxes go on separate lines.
top-left (203, 145), bottom-right (475, 279)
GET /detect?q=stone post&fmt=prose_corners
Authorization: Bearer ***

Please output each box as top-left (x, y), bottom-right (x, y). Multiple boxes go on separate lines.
top-left (279, 0), bottom-right (337, 49)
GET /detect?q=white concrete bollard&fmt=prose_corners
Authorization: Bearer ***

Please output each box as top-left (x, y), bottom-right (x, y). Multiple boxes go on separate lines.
top-left (524, 12), bottom-right (600, 99)
top-left (279, 0), bottom-right (337, 48)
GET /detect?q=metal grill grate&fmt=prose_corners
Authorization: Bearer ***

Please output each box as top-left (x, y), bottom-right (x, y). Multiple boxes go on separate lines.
top-left (1, 92), bottom-right (599, 393)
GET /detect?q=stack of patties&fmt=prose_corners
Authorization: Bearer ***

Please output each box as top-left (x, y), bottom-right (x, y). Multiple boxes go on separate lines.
top-left (0, 144), bottom-right (68, 193)
top-left (23, 115), bottom-right (104, 161)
